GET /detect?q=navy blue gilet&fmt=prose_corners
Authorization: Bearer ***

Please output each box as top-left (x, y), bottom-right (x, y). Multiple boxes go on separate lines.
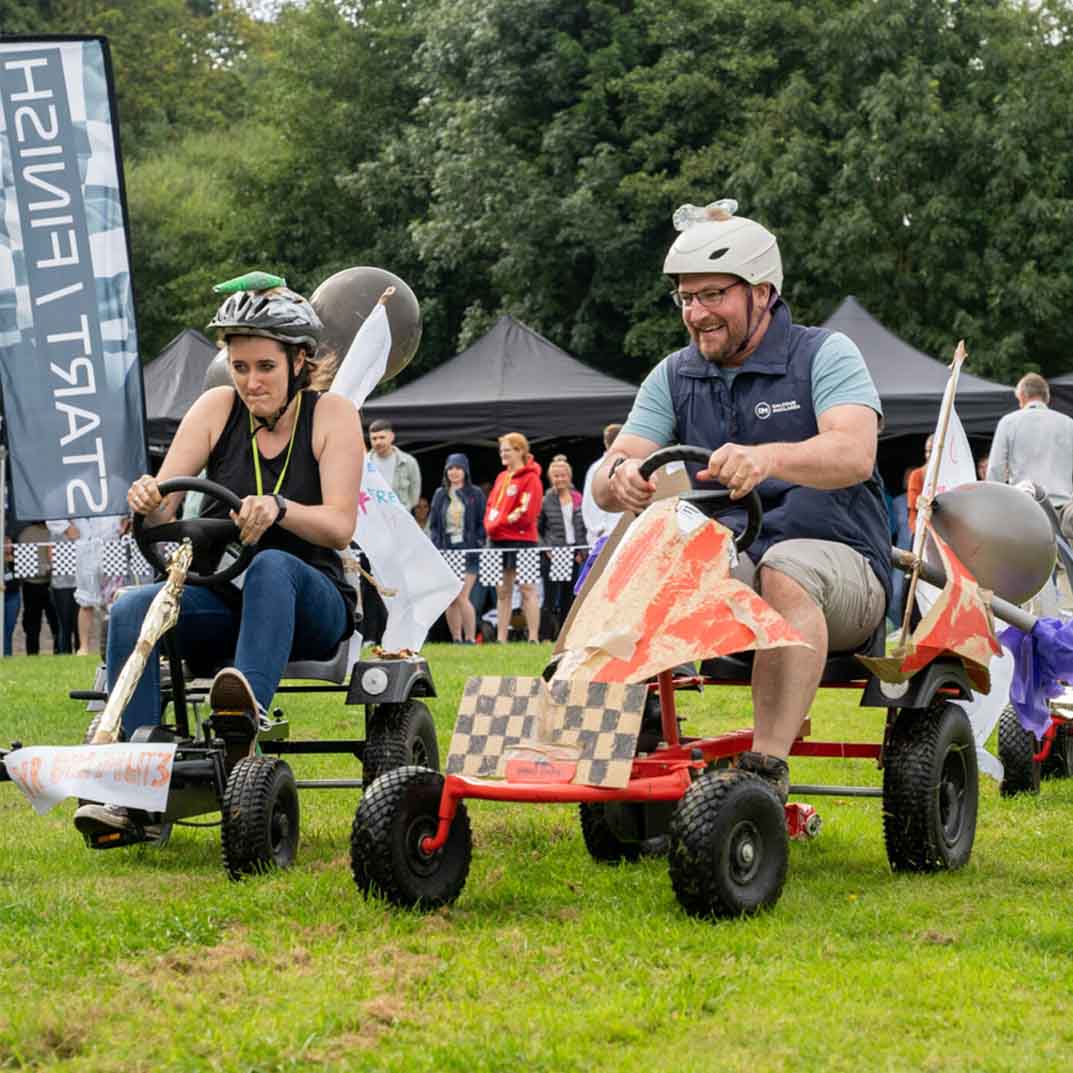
top-left (666, 301), bottom-right (892, 607)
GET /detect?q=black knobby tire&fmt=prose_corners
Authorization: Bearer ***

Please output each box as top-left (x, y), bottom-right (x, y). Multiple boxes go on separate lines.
top-left (578, 803), bottom-right (643, 864)
top-left (350, 765), bottom-right (471, 909)
top-left (668, 769), bottom-right (788, 919)
top-left (998, 705), bottom-right (1041, 797)
top-left (883, 701), bottom-right (978, 872)
top-left (1042, 721), bottom-right (1073, 780)
top-left (220, 756), bottom-right (300, 880)
top-left (363, 700), bottom-right (440, 788)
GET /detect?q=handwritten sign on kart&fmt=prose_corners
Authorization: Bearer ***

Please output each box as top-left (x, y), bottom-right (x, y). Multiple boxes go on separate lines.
top-left (2, 744), bottom-right (176, 816)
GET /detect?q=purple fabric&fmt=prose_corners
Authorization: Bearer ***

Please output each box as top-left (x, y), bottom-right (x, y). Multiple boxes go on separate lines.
top-left (574, 535), bottom-right (608, 595)
top-left (999, 617), bottom-right (1073, 738)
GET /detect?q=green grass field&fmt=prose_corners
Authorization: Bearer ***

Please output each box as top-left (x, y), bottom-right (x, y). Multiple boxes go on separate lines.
top-left (2, 645), bottom-right (1072, 1072)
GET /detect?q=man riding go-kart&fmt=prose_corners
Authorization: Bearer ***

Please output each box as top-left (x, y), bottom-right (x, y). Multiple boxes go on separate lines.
top-left (591, 199), bottom-right (891, 802)
top-left (73, 274), bottom-right (364, 841)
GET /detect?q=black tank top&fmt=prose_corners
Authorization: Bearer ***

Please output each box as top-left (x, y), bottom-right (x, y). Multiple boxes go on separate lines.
top-left (200, 389), bottom-right (357, 636)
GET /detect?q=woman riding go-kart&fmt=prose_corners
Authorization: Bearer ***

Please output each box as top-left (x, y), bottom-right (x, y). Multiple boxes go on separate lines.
top-left (73, 274), bottom-right (363, 841)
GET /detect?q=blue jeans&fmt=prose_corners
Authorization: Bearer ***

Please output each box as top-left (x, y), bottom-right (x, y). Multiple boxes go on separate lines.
top-left (3, 583), bottom-right (20, 657)
top-left (108, 549), bottom-right (348, 737)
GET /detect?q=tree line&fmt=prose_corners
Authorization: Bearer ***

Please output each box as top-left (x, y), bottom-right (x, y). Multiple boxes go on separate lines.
top-left (6, 0), bottom-right (1073, 390)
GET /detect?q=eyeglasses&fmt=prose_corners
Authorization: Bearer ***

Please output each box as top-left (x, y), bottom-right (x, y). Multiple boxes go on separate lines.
top-left (670, 280), bottom-right (746, 311)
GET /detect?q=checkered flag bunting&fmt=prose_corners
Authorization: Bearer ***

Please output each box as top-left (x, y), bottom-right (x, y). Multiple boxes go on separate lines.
top-left (100, 539), bottom-right (128, 576)
top-left (478, 548), bottom-right (503, 587)
top-left (443, 549), bottom-right (468, 580)
top-left (12, 543), bottom-right (38, 579)
top-left (516, 548), bottom-right (541, 584)
top-left (548, 546), bottom-right (574, 581)
top-left (52, 541), bottom-right (77, 579)
top-left (445, 676), bottom-right (648, 788)
top-left (129, 540), bottom-right (154, 578)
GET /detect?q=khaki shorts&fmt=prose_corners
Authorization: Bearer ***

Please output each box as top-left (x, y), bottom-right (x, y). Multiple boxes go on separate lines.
top-left (734, 539), bottom-right (886, 653)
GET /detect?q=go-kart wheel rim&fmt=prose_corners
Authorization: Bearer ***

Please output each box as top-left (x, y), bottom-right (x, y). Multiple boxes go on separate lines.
top-left (939, 748), bottom-right (968, 847)
top-left (728, 818), bottom-right (762, 885)
top-left (404, 815), bottom-right (441, 878)
top-left (271, 806), bottom-right (293, 855)
top-left (409, 736), bottom-right (430, 769)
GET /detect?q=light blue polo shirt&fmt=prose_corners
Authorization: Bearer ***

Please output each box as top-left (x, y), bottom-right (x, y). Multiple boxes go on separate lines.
top-left (622, 332), bottom-right (882, 445)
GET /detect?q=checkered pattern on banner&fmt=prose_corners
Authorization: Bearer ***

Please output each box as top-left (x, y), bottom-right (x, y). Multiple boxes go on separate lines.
top-left (516, 547), bottom-right (541, 584)
top-left (445, 676), bottom-right (648, 788)
top-left (443, 549), bottom-right (468, 580)
top-left (478, 548), bottom-right (503, 587)
top-left (446, 676), bottom-right (542, 778)
top-left (129, 540), bottom-right (154, 578)
top-left (548, 546), bottom-right (574, 582)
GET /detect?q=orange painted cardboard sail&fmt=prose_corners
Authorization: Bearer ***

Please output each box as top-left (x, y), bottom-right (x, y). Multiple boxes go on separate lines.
top-left (860, 526), bottom-right (1001, 693)
top-left (554, 498), bottom-right (807, 684)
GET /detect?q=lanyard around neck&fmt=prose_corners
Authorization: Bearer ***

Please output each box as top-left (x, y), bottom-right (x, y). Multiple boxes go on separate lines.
top-left (249, 392), bottom-right (302, 496)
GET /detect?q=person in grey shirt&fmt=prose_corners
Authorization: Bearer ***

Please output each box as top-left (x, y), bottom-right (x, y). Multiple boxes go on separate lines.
top-left (987, 373), bottom-right (1073, 536)
top-left (367, 418), bottom-right (422, 511)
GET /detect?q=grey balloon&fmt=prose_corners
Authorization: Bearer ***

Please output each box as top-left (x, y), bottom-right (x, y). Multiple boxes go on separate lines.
top-left (202, 347), bottom-right (232, 392)
top-left (309, 266), bottom-right (422, 383)
top-left (930, 481), bottom-right (1056, 605)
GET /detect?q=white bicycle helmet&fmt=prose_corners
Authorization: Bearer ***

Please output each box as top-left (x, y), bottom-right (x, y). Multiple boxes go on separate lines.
top-left (663, 200), bottom-right (783, 293)
top-left (208, 285), bottom-right (323, 350)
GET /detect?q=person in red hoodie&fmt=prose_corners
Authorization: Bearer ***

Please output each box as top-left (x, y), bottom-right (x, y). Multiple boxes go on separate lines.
top-left (484, 431), bottom-right (543, 642)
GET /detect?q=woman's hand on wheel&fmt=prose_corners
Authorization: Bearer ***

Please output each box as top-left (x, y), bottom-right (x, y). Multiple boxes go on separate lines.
top-left (127, 474), bottom-right (163, 516)
top-left (610, 457), bottom-right (656, 512)
top-left (230, 494), bottom-right (282, 545)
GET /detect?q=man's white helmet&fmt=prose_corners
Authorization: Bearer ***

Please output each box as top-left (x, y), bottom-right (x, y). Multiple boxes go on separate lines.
top-left (663, 200), bottom-right (783, 293)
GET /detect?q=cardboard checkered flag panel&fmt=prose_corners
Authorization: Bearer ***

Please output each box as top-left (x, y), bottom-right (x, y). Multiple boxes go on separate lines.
top-left (478, 548), bottom-right (503, 587)
top-left (446, 676), bottom-right (542, 778)
top-left (516, 547), bottom-right (541, 584)
top-left (446, 675), bottom-right (648, 788)
top-left (548, 547), bottom-right (574, 581)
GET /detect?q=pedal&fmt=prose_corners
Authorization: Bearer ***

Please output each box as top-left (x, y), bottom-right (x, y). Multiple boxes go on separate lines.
top-left (81, 825), bottom-right (152, 850)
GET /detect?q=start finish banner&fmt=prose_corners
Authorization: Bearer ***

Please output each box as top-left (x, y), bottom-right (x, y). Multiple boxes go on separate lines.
top-left (0, 36), bottom-right (145, 521)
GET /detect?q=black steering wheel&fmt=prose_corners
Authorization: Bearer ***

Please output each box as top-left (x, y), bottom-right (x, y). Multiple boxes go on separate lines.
top-left (638, 445), bottom-right (763, 553)
top-left (133, 476), bottom-right (256, 586)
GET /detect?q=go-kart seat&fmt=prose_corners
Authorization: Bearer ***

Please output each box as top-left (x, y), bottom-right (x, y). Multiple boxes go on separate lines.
top-left (283, 636), bottom-right (354, 685)
top-left (699, 620), bottom-right (887, 685)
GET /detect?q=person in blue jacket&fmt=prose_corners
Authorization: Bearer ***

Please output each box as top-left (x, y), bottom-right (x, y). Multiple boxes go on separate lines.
top-left (429, 452), bottom-right (486, 643)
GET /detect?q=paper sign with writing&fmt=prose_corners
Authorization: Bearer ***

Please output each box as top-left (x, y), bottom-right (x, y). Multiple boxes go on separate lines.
top-left (2, 743), bottom-right (176, 815)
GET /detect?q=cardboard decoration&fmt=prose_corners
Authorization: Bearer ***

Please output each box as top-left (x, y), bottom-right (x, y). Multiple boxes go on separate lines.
top-left (553, 462), bottom-right (692, 656)
top-left (554, 498), bottom-right (807, 684)
top-left (860, 525), bottom-right (1001, 693)
top-left (445, 675), bottom-right (648, 789)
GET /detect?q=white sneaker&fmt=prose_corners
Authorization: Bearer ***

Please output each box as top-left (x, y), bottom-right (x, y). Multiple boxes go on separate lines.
top-left (73, 802), bottom-right (165, 841)
top-left (209, 667), bottom-right (263, 717)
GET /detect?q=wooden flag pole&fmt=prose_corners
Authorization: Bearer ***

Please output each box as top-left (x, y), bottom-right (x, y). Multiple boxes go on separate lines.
top-left (896, 339), bottom-right (968, 653)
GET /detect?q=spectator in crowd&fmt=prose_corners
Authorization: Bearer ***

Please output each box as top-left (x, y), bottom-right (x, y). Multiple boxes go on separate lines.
top-left (71, 514), bottom-right (126, 656)
top-left (15, 521), bottom-right (58, 655)
top-left (411, 496), bottom-right (431, 534)
top-left (3, 532), bottom-right (18, 658)
top-left (367, 418), bottom-right (421, 511)
top-left (987, 373), bottom-right (1073, 537)
top-left (976, 454), bottom-right (989, 482)
top-left (429, 451), bottom-right (485, 644)
top-left (46, 518), bottom-right (79, 654)
top-left (582, 423), bottom-right (624, 543)
top-left (485, 432), bottom-right (542, 643)
top-left (539, 454), bottom-right (588, 623)
top-left (906, 434), bottom-right (933, 535)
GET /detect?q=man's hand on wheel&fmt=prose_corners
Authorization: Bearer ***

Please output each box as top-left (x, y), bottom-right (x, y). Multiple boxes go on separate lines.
top-left (699, 443), bottom-right (774, 500)
top-left (610, 458), bottom-right (656, 512)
